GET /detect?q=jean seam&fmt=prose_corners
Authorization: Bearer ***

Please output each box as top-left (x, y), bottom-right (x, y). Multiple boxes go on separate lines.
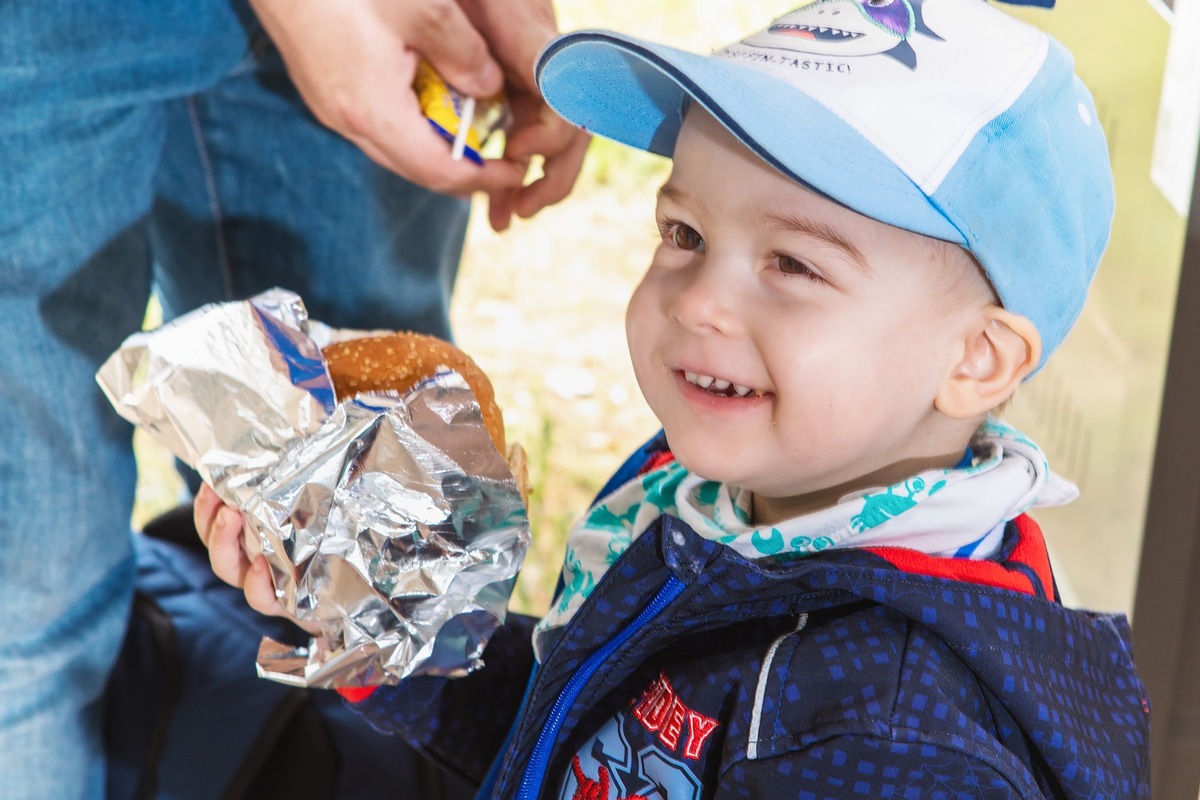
top-left (184, 95), bottom-right (234, 298)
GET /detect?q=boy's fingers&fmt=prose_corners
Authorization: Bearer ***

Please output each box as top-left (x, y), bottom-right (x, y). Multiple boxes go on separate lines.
top-left (243, 559), bottom-right (322, 634)
top-left (194, 483), bottom-right (222, 548)
top-left (207, 507), bottom-right (250, 588)
top-left (243, 557), bottom-right (287, 618)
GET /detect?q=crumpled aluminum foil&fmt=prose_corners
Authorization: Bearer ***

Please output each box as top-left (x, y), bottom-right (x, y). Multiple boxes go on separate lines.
top-left (97, 288), bottom-right (530, 687)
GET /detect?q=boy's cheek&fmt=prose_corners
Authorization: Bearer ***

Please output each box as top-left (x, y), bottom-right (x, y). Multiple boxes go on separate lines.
top-left (625, 282), bottom-right (663, 351)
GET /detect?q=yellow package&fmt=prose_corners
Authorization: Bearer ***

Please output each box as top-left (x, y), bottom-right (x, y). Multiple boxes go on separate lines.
top-left (414, 59), bottom-right (510, 164)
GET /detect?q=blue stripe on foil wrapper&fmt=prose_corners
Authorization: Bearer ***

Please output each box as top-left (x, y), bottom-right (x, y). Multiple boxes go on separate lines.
top-left (255, 305), bottom-right (336, 416)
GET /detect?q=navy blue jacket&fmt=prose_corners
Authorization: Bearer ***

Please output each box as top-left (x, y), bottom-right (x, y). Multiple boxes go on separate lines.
top-left (348, 444), bottom-right (1151, 799)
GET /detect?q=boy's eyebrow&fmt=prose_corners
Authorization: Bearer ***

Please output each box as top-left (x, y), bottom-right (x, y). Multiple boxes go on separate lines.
top-left (763, 211), bottom-right (872, 274)
top-left (656, 183), bottom-right (692, 210)
top-left (658, 184), bottom-right (871, 274)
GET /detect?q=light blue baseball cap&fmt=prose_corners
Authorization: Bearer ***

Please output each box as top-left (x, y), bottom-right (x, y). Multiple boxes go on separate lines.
top-left (535, 0), bottom-right (1113, 366)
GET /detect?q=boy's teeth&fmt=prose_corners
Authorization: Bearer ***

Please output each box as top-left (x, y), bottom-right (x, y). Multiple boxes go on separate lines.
top-left (684, 370), bottom-right (760, 398)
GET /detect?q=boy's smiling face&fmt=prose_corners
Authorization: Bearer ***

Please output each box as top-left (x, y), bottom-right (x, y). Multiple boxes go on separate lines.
top-left (626, 108), bottom-right (995, 525)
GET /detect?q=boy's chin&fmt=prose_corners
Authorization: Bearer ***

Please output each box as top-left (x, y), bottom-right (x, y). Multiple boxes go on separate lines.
top-left (666, 439), bottom-right (741, 487)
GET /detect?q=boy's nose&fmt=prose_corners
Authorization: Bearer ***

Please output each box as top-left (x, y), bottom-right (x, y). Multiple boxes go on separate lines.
top-left (667, 261), bottom-right (742, 336)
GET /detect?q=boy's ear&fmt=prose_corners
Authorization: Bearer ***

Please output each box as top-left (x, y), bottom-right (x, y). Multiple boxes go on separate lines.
top-left (935, 306), bottom-right (1041, 419)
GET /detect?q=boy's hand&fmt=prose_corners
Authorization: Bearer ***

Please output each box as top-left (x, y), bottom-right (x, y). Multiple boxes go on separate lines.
top-left (193, 483), bottom-right (318, 633)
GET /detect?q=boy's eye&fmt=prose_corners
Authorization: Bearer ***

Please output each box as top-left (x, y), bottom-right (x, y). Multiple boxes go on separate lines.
top-left (670, 223), bottom-right (704, 252)
top-left (776, 254), bottom-right (820, 279)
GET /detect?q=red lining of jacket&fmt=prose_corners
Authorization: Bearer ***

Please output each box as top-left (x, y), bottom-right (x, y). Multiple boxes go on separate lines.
top-left (862, 514), bottom-right (1054, 598)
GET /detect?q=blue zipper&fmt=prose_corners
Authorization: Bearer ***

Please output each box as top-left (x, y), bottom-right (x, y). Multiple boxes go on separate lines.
top-left (514, 575), bottom-right (687, 800)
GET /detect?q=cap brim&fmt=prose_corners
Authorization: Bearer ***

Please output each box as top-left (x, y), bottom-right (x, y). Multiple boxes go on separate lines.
top-left (536, 31), bottom-right (964, 245)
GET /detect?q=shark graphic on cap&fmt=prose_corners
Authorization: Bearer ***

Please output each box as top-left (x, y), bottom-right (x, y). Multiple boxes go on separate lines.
top-left (743, 0), bottom-right (943, 68)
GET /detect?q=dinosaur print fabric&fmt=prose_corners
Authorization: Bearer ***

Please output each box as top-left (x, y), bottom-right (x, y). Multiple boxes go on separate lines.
top-left (534, 417), bottom-right (1074, 660)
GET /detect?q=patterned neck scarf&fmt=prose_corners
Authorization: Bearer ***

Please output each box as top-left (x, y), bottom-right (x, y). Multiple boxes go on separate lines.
top-left (533, 418), bottom-right (1074, 661)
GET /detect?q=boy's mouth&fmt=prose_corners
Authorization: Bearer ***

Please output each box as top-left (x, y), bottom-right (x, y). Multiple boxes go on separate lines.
top-left (683, 371), bottom-right (764, 398)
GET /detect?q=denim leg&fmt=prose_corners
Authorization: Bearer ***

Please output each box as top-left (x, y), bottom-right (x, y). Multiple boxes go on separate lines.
top-left (2, 3), bottom-right (469, 796)
top-left (151, 37), bottom-right (471, 340)
top-left (0, 106), bottom-right (160, 799)
top-left (0, 2), bottom-right (255, 798)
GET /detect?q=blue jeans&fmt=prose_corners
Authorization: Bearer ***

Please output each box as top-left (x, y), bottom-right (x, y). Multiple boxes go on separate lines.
top-left (0, 2), bottom-right (469, 797)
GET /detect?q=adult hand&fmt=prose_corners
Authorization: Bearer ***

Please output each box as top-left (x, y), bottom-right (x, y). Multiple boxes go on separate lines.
top-left (250, 0), bottom-right (589, 230)
top-left (194, 483), bottom-right (318, 632)
top-left (457, 0), bottom-right (592, 230)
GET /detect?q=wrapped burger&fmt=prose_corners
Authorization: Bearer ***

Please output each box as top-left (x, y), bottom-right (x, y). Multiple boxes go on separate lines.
top-left (97, 288), bottom-right (530, 689)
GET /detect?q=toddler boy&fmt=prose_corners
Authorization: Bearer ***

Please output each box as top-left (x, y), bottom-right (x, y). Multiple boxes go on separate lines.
top-left (198, 1), bottom-right (1150, 796)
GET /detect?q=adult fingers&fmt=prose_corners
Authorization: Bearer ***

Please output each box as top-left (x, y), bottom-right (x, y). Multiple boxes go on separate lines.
top-left (513, 126), bottom-right (590, 220)
top-left (249, 0), bottom-right (515, 193)
top-left (487, 186), bottom-right (518, 232)
top-left (500, 98), bottom-right (591, 219)
top-left (485, 154), bottom-right (532, 231)
top-left (339, 66), bottom-right (527, 196)
top-left (395, 0), bottom-right (503, 99)
top-left (348, 112), bottom-right (528, 197)
top-left (454, 0), bottom-right (558, 94)
top-left (484, 122), bottom-right (589, 230)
